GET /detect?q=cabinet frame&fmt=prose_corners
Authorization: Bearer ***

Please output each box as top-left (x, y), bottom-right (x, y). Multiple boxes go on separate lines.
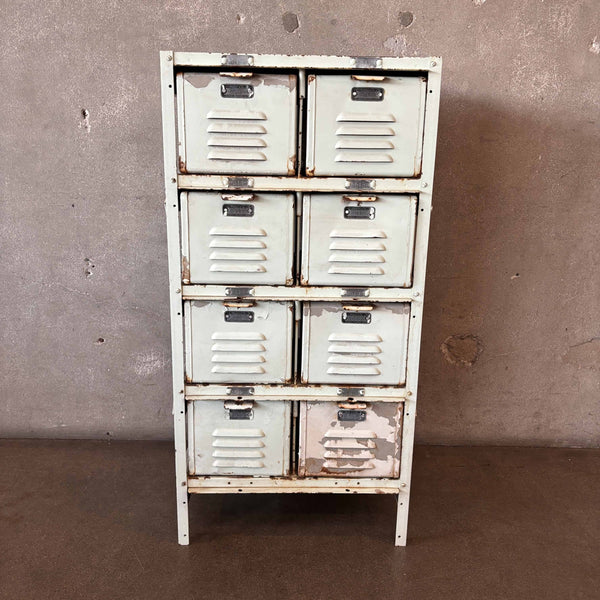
top-left (160, 51), bottom-right (442, 547)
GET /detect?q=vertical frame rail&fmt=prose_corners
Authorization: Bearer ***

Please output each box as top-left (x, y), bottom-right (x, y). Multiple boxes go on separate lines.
top-left (160, 51), bottom-right (189, 545)
top-left (395, 60), bottom-right (442, 546)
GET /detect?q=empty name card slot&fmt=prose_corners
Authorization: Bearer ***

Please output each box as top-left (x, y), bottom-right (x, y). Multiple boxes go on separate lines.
top-left (221, 83), bottom-right (254, 98)
top-left (224, 310), bottom-right (254, 323)
top-left (351, 87), bottom-right (384, 101)
top-left (223, 203), bottom-right (255, 217)
top-left (344, 205), bottom-right (375, 219)
top-left (337, 409), bottom-right (366, 422)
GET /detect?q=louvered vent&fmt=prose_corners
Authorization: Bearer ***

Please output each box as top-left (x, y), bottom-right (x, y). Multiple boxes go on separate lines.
top-left (211, 427), bottom-right (266, 469)
top-left (335, 111), bottom-right (395, 164)
top-left (327, 332), bottom-right (382, 376)
top-left (207, 109), bottom-right (267, 162)
top-left (321, 428), bottom-right (378, 471)
top-left (209, 226), bottom-right (268, 274)
top-left (211, 331), bottom-right (267, 375)
top-left (328, 228), bottom-right (387, 276)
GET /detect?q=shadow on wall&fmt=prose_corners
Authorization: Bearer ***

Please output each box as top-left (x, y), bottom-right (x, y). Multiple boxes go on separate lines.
top-left (417, 91), bottom-right (599, 445)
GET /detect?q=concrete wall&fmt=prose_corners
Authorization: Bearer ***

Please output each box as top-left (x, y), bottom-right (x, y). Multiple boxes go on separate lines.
top-left (1, 0), bottom-right (598, 446)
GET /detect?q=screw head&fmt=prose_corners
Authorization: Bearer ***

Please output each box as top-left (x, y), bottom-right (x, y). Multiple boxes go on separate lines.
top-left (413, 291), bottom-right (420, 297)
top-left (430, 60), bottom-right (437, 67)
top-left (167, 55), bottom-right (173, 61)
top-left (422, 181), bottom-right (428, 188)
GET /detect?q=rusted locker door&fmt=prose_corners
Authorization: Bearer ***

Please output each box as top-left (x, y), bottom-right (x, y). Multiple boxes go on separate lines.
top-left (185, 300), bottom-right (293, 384)
top-left (298, 401), bottom-right (403, 477)
top-left (177, 72), bottom-right (297, 175)
top-left (305, 74), bottom-right (426, 177)
top-left (301, 193), bottom-right (417, 287)
top-left (188, 400), bottom-right (291, 476)
top-left (182, 191), bottom-right (295, 285)
top-left (301, 302), bottom-right (410, 385)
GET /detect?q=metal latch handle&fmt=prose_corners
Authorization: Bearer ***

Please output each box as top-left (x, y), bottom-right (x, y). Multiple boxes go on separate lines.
top-left (351, 75), bottom-right (386, 81)
top-left (223, 300), bottom-right (255, 308)
top-left (342, 195), bottom-right (378, 202)
top-left (338, 401), bottom-right (368, 409)
top-left (342, 304), bottom-right (374, 311)
top-left (220, 71), bottom-right (254, 78)
top-left (224, 400), bottom-right (254, 410)
top-left (221, 193), bottom-right (255, 202)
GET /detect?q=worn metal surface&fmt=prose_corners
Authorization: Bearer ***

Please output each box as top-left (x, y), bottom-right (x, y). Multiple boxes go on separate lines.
top-left (298, 401), bottom-right (403, 478)
top-left (306, 74), bottom-right (426, 177)
top-left (177, 72), bottom-right (297, 175)
top-left (301, 301), bottom-right (411, 385)
top-left (181, 191), bottom-right (295, 285)
top-left (184, 299), bottom-right (293, 384)
top-left (187, 399), bottom-right (290, 476)
top-left (301, 193), bottom-right (417, 287)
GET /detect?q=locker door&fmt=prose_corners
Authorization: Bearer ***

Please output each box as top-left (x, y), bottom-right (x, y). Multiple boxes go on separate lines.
top-left (188, 400), bottom-right (291, 476)
top-left (185, 300), bottom-right (294, 384)
top-left (177, 72), bottom-right (297, 175)
top-left (301, 193), bottom-right (417, 287)
top-left (301, 302), bottom-right (410, 385)
top-left (182, 191), bottom-right (295, 285)
top-left (306, 74), bottom-right (426, 177)
top-left (298, 401), bottom-right (403, 478)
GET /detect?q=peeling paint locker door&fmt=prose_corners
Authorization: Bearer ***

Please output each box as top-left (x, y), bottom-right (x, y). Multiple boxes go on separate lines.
top-left (177, 72), bottom-right (297, 175)
top-left (305, 74), bottom-right (426, 177)
top-left (301, 302), bottom-right (410, 385)
top-left (301, 193), bottom-right (417, 287)
top-left (188, 400), bottom-right (291, 476)
top-left (184, 300), bottom-right (293, 384)
top-left (298, 401), bottom-right (403, 477)
top-left (182, 191), bottom-right (294, 285)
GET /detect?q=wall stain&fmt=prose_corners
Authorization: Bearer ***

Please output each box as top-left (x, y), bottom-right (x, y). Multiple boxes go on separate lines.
top-left (441, 334), bottom-right (483, 367)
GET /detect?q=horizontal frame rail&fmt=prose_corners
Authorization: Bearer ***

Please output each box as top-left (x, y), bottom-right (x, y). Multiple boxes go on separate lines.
top-left (182, 285), bottom-right (421, 303)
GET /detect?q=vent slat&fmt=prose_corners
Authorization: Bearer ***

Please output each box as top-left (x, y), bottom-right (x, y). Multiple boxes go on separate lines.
top-left (208, 150), bottom-right (267, 161)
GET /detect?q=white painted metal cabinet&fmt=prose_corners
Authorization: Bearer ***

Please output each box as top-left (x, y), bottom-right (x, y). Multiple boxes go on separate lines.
top-left (301, 193), bottom-right (417, 287)
top-left (161, 52), bottom-right (441, 547)
top-left (181, 191), bottom-right (295, 285)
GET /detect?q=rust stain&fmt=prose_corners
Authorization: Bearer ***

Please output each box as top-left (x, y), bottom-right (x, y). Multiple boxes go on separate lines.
top-left (307, 74), bottom-right (316, 83)
top-left (287, 154), bottom-right (297, 175)
top-left (305, 166), bottom-right (315, 177)
top-left (181, 256), bottom-right (190, 283)
top-left (178, 157), bottom-right (187, 174)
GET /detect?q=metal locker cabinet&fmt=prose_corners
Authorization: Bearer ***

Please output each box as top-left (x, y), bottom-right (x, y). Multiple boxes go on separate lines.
top-left (300, 193), bottom-right (418, 287)
top-left (181, 191), bottom-right (295, 285)
top-left (188, 400), bottom-right (291, 476)
top-left (301, 302), bottom-right (411, 385)
top-left (184, 300), bottom-right (294, 384)
top-left (161, 52), bottom-right (442, 547)
top-left (177, 72), bottom-right (298, 175)
top-left (305, 74), bottom-right (426, 177)
top-left (298, 401), bottom-right (403, 478)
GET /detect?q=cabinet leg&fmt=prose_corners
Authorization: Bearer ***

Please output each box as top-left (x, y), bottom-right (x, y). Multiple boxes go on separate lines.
top-left (395, 492), bottom-right (408, 547)
top-left (176, 486), bottom-right (189, 545)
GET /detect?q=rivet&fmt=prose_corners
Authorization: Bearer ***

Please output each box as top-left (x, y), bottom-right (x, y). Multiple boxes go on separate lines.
top-left (167, 55), bottom-right (173, 61)
top-left (401, 483), bottom-right (407, 487)
top-left (171, 177), bottom-right (176, 183)
top-left (413, 291), bottom-right (420, 297)
top-left (430, 60), bottom-right (437, 67)
top-left (422, 182), bottom-right (428, 188)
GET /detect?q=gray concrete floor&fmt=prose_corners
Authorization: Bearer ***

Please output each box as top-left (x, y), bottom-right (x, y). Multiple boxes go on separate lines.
top-left (1, 441), bottom-right (598, 599)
